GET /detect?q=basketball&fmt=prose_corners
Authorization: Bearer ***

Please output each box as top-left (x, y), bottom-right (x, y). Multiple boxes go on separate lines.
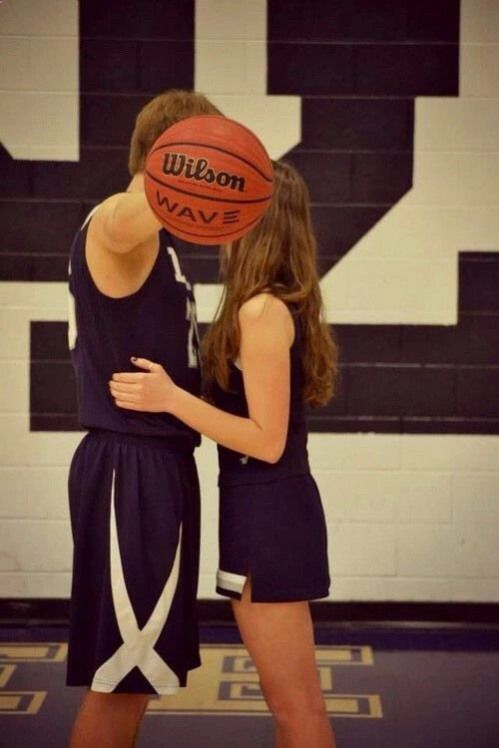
top-left (144, 115), bottom-right (274, 245)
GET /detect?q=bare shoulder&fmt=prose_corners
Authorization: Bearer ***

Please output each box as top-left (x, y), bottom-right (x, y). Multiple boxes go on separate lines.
top-left (86, 193), bottom-right (124, 246)
top-left (88, 190), bottom-right (161, 256)
top-left (238, 293), bottom-right (289, 321)
top-left (87, 193), bottom-right (126, 232)
top-left (238, 293), bottom-right (294, 343)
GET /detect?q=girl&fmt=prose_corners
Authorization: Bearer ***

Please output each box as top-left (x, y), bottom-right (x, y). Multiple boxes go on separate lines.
top-left (109, 161), bottom-right (339, 748)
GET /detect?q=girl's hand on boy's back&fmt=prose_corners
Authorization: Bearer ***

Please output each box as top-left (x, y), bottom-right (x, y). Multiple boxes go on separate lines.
top-left (109, 357), bottom-right (177, 413)
top-left (108, 294), bottom-right (295, 462)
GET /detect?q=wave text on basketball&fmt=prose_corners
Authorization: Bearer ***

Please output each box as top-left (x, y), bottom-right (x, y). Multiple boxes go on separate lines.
top-left (162, 153), bottom-right (246, 193)
top-left (155, 193), bottom-right (240, 225)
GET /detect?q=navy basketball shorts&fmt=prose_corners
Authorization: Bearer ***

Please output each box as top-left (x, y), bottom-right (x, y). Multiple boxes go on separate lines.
top-left (216, 473), bottom-right (330, 603)
top-left (66, 430), bottom-right (201, 694)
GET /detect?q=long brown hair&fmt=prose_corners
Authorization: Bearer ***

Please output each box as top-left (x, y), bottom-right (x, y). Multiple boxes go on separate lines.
top-left (202, 160), bottom-right (339, 407)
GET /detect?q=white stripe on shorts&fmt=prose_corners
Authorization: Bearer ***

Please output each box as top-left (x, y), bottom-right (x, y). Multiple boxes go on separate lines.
top-left (91, 469), bottom-right (181, 694)
top-left (217, 569), bottom-right (247, 596)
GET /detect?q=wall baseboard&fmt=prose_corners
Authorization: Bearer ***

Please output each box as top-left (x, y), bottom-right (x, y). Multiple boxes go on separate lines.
top-left (0, 599), bottom-right (498, 628)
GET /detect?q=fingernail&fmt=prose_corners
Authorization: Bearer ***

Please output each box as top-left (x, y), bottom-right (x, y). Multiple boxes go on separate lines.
top-left (131, 356), bottom-right (137, 362)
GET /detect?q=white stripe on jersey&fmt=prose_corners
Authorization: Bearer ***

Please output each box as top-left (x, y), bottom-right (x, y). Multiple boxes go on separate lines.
top-left (67, 259), bottom-right (77, 351)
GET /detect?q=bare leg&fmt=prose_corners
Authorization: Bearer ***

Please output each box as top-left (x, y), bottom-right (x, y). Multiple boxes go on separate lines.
top-left (69, 691), bottom-right (150, 748)
top-left (231, 579), bottom-right (337, 748)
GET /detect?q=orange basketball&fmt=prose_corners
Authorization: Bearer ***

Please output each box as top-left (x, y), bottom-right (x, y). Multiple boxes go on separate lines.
top-left (144, 115), bottom-right (274, 245)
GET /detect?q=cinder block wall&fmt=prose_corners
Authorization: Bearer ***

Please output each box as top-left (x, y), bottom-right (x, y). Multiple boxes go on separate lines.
top-left (0, 0), bottom-right (498, 601)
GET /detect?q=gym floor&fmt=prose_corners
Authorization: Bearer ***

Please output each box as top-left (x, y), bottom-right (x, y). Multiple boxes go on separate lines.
top-left (1, 623), bottom-right (498, 748)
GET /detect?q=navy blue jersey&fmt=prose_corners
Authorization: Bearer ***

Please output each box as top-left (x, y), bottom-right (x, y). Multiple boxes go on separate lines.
top-left (212, 306), bottom-right (310, 486)
top-left (68, 211), bottom-right (201, 447)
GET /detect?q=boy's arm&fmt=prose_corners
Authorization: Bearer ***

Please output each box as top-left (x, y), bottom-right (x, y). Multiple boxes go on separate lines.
top-left (90, 192), bottom-right (162, 255)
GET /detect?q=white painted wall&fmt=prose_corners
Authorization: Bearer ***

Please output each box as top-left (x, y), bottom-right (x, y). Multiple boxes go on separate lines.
top-left (0, 0), bottom-right (79, 161)
top-left (0, 0), bottom-right (498, 602)
top-left (321, 0), bottom-right (499, 325)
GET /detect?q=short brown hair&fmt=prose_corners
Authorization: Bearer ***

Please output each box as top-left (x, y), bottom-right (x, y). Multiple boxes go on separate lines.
top-left (128, 89), bottom-right (222, 175)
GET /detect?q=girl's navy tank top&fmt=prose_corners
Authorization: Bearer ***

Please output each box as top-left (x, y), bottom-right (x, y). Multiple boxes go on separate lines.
top-left (212, 306), bottom-right (310, 486)
top-left (68, 212), bottom-right (201, 448)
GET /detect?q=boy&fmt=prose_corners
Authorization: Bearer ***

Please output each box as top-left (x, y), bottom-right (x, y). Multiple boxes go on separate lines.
top-left (67, 90), bottom-right (221, 747)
